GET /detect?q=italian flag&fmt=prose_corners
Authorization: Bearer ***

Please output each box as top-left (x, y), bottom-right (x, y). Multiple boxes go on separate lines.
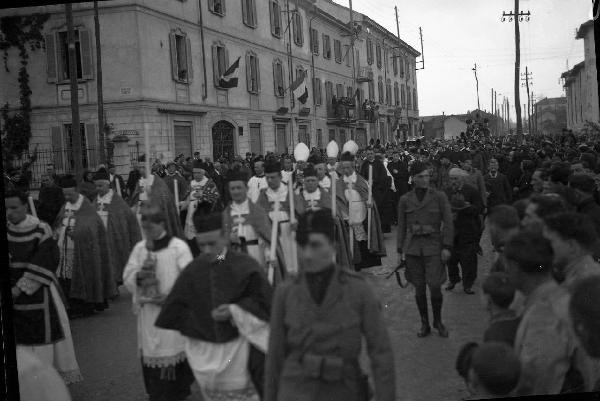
top-left (291, 70), bottom-right (308, 104)
top-left (219, 57), bottom-right (240, 88)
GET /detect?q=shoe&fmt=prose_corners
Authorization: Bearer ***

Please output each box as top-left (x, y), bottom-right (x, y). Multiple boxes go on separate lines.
top-left (417, 323), bottom-right (431, 338)
top-left (433, 321), bottom-right (449, 338)
top-left (464, 287), bottom-right (475, 295)
top-left (445, 282), bottom-right (457, 291)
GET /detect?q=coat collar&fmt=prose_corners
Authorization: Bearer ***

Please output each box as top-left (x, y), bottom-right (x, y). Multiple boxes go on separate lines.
top-left (299, 266), bottom-right (343, 310)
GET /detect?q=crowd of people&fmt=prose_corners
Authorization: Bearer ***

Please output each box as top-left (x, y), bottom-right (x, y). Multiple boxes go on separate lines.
top-left (5, 128), bottom-right (600, 400)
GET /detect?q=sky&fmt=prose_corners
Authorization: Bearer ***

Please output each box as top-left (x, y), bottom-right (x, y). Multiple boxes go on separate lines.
top-left (333, 0), bottom-right (593, 118)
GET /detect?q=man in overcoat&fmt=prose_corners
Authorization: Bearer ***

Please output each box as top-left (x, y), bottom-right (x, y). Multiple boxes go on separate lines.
top-left (397, 162), bottom-right (454, 338)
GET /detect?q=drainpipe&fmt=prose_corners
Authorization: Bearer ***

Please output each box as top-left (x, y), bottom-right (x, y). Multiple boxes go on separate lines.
top-left (198, 0), bottom-right (208, 100)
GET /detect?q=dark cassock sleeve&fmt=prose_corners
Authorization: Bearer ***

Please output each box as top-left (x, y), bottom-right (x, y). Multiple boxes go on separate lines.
top-left (234, 256), bottom-right (273, 322)
top-left (438, 191), bottom-right (454, 249)
top-left (264, 283), bottom-right (289, 401)
top-left (22, 223), bottom-right (60, 287)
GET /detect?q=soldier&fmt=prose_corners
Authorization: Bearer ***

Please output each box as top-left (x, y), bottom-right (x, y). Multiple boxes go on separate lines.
top-left (397, 161), bottom-right (454, 338)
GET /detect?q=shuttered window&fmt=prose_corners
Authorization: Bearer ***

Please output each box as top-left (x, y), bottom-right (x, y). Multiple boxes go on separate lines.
top-left (170, 32), bottom-right (193, 83)
top-left (407, 85), bottom-right (412, 108)
top-left (322, 34), bottom-right (331, 59)
top-left (394, 83), bottom-right (399, 106)
top-left (273, 59), bottom-right (285, 97)
top-left (336, 83), bottom-right (344, 99)
top-left (55, 29), bottom-right (93, 82)
top-left (325, 81), bottom-right (333, 112)
top-left (376, 43), bottom-right (382, 69)
top-left (270, 0), bottom-right (282, 38)
top-left (400, 55), bottom-right (405, 76)
top-left (313, 77), bottom-right (322, 105)
top-left (401, 84), bottom-right (406, 106)
top-left (311, 28), bottom-right (319, 55)
top-left (45, 34), bottom-right (58, 83)
top-left (212, 43), bottom-right (228, 87)
top-left (292, 10), bottom-right (303, 46)
top-left (378, 77), bottom-right (384, 103)
top-left (386, 79), bottom-right (392, 106)
top-left (242, 0), bottom-right (257, 28)
top-left (344, 45), bottom-right (350, 67)
top-left (368, 80), bottom-right (374, 101)
top-left (347, 86), bottom-right (353, 98)
top-left (208, 0), bottom-right (225, 15)
top-left (413, 88), bottom-right (418, 110)
top-left (334, 39), bottom-right (341, 63)
top-left (246, 52), bottom-right (260, 93)
top-left (366, 38), bottom-right (373, 65)
top-left (392, 52), bottom-right (398, 76)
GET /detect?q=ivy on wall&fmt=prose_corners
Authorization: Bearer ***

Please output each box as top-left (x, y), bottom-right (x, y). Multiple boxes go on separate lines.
top-left (0, 14), bottom-right (50, 162)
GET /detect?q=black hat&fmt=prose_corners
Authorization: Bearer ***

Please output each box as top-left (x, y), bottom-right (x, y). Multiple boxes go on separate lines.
top-left (166, 161), bottom-right (177, 168)
top-left (58, 174), bottom-right (78, 189)
top-left (302, 164), bottom-right (317, 178)
top-left (193, 160), bottom-right (207, 170)
top-left (193, 211), bottom-right (222, 233)
top-left (225, 169), bottom-right (249, 184)
top-left (307, 153), bottom-right (325, 166)
top-left (297, 209), bottom-right (335, 245)
top-left (340, 151), bottom-right (354, 162)
top-left (409, 161), bottom-right (429, 176)
top-left (93, 168), bottom-right (110, 182)
top-left (264, 159), bottom-right (282, 174)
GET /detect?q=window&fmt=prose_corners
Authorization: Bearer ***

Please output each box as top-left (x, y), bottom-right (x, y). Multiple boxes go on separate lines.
top-left (270, 0), bottom-right (282, 37)
top-left (401, 84), bottom-right (406, 106)
top-left (325, 81), bottom-right (333, 112)
top-left (322, 34), bottom-right (331, 59)
top-left (376, 43), bottom-right (382, 69)
top-left (311, 28), bottom-right (319, 54)
top-left (208, 0), bottom-right (225, 15)
top-left (336, 83), bottom-right (344, 99)
top-left (246, 51), bottom-right (260, 93)
top-left (313, 77), bottom-right (322, 105)
top-left (407, 85), bottom-right (412, 108)
top-left (170, 32), bottom-right (193, 83)
top-left (242, 0), bottom-right (257, 27)
top-left (48, 29), bottom-right (93, 83)
top-left (393, 52), bottom-right (398, 76)
top-left (366, 38), bottom-right (373, 65)
top-left (292, 9), bottom-right (303, 46)
top-left (413, 88), bottom-right (418, 110)
top-left (249, 123), bottom-right (262, 155)
top-left (394, 83), bottom-right (399, 106)
top-left (347, 86), bottom-right (354, 99)
top-left (63, 123), bottom-right (98, 169)
top-left (399, 55), bottom-right (405, 76)
top-left (386, 79), bottom-right (392, 106)
top-left (316, 128), bottom-right (323, 149)
top-left (344, 45), bottom-right (350, 67)
top-left (58, 31), bottom-right (83, 80)
top-left (276, 124), bottom-right (287, 154)
top-left (378, 77), bottom-right (384, 103)
top-left (334, 39), bottom-right (342, 63)
top-left (212, 43), bottom-right (228, 87)
top-left (328, 129), bottom-right (336, 141)
top-left (406, 58), bottom-right (410, 79)
top-left (368, 80), bottom-right (374, 101)
top-left (273, 59), bottom-right (285, 97)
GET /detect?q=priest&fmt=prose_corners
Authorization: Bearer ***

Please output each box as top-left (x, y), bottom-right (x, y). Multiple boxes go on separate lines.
top-left (247, 157), bottom-right (268, 203)
top-left (130, 164), bottom-right (183, 239)
top-left (55, 175), bottom-right (116, 318)
top-left (222, 169), bottom-right (285, 285)
top-left (308, 153), bottom-right (331, 192)
top-left (93, 168), bottom-right (142, 286)
top-left (155, 212), bottom-right (272, 401)
top-left (339, 151), bottom-right (387, 270)
top-left (297, 164), bottom-right (353, 270)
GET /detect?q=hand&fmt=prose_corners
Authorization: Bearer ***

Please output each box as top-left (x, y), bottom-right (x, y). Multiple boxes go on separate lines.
top-left (211, 304), bottom-right (232, 322)
top-left (441, 249), bottom-right (451, 263)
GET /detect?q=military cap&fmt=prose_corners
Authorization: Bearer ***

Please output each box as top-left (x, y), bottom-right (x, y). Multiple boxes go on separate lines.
top-left (297, 209), bottom-right (335, 245)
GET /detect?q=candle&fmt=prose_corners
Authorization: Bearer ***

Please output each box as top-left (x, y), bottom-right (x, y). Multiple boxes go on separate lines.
top-left (115, 177), bottom-right (122, 197)
top-left (367, 165), bottom-right (373, 249)
top-left (288, 179), bottom-right (298, 275)
top-left (331, 174), bottom-right (337, 218)
top-left (28, 195), bottom-right (37, 218)
top-left (174, 179), bottom-right (179, 211)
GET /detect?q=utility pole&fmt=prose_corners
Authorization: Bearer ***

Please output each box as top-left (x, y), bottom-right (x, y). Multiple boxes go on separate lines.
top-left (416, 27), bottom-right (425, 70)
top-left (94, 1), bottom-right (106, 164)
top-left (395, 6), bottom-right (409, 140)
top-left (349, 0), bottom-right (357, 140)
top-left (521, 66), bottom-right (532, 135)
top-left (472, 63), bottom-right (480, 110)
top-left (66, 3), bottom-right (83, 175)
top-left (491, 88), bottom-right (494, 113)
top-left (502, 0), bottom-right (531, 140)
top-left (507, 98), bottom-right (511, 135)
top-left (285, 0), bottom-right (295, 151)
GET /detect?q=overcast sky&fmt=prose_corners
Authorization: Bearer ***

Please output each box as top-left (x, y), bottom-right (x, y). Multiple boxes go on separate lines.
top-left (334, 0), bottom-right (593, 118)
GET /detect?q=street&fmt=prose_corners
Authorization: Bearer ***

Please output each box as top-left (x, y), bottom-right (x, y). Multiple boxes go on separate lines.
top-left (67, 225), bottom-right (493, 401)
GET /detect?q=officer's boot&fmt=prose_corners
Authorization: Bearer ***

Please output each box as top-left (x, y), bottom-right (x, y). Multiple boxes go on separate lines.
top-left (415, 290), bottom-right (431, 338)
top-left (431, 290), bottom-right (449, 338)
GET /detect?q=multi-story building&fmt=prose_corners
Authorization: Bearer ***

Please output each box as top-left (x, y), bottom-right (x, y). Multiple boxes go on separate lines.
top-left (531, 97), bottom-right (567, 136)
top-left (561, 20), bottom-right (599, 132)
top-left (0, 0), bottom-right (420, 176)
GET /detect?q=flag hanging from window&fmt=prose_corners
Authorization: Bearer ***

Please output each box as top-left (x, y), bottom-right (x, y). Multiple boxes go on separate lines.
top-left (290, 70), bottom-right (309, 104)
top-left (219, 57), bottom-right (240, 88)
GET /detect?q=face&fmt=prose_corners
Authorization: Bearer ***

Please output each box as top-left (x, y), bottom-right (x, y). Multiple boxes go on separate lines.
top-left (5, 196), bottom-right (27, 225)
top-left (214, 162), bottom-right (221, 172)
top-left (461, 160), bottom-right (472, 171)
top-left (228, 180), bottom-right (248, 203)
top-left (531, 171), bottom-right (544, 193)
top-left (62, 188), bottom-right (80, 204)
top-left (283, 159), bottom-right (293, 171)
top-left (195, 229), bottom-right (225, 255)
top-left (300, 233), bottom-right (335, 273)
top-left (315, 164), bottom-right (326, 179)
top-left (40, 175), bottom-right (53, 187)
top-left (254, 161), bottom-right (264, 175)
top-left (109, 167), bottom-right (115, 175)
top-left (392, 153), bottom-right (400, 162)
top-left (508, 151), bottom-right (515, 162)
top-left (46, 166), bottom-right (55, 175)
top-left (412, 170), bottom-right (431, 189)
top-left (489, 159), bottom-right (499, 172)
top-left (141, 220), bottom-right (166, 240)
top-left (327, 157), bottom-right (337, 165)
top-left (449, 174), bottom-right (462, 189)
top-left (193, 169), bottom-right (205, 181)
top-left (543, 227), bottom-right (573, 270)
top-left (522, 203), bottom-right (541, 229)
top-left (571, 163), bottom-right (585, 175)
top-left (94, 180), bottom-right (111, 197)
top-left (167, 164), bottom-right (177, 174)
top-left (296, 161), bottom-right (306, 171)
top-left (366, 150), bottom-right (375, 162)
top-left (303, 176), bottom-right (319, 193)
top-left (340, 160), bottom-right (354, 177)
top-left (266, 171), bottom-right (282, 190)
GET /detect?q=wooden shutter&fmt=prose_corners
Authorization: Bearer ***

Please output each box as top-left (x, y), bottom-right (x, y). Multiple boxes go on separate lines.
top-left (86, 124), bottom-right (98, 168)
top-left (186, 37), bottom-right (193, 82)
top-left (246, 53), bottom-right (252, 92)
top-left (269, 1), bottom-right (275, 36)
top-left (51, 126), bottom-right (63, 170)
top-left (212, 44), bottom-right (219, 87)
top-left (79, 29), bottom-right (93, 80)
top-left (170, 33), bottom-right (178, 81)
top-left (242, 0), bottom-right (248, 26)
top-left (208, 0), bottom-right (214, 12)
top-left (255, 56), bottom-right (260, 92)
top-left (45, 33), bottom-right (58, 83)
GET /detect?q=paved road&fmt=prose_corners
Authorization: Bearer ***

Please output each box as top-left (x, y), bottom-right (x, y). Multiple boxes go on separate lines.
top-left (68, 227), bottom-right (493, 401)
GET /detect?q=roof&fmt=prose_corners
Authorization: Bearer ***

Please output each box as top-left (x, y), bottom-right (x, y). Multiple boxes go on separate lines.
top-left (576, 20), bottom-right (594, 39)
top-left (561, 61), bottom-right (586, 79)
top-left (534, 97), bottom-right (567, 107)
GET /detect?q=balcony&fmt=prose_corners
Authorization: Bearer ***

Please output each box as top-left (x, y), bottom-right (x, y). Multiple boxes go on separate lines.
top-left (327, 96), bottom-right (357, 125)
top-left (356, 67), bottom-right (373, 83)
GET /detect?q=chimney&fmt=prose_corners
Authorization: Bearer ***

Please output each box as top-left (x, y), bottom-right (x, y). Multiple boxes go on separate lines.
top-left (442, 111), bottom-right (445, 116)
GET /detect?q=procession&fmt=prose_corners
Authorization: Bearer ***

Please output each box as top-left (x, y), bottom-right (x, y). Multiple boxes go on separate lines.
top-left (2, 0), bottom-right (600, 400)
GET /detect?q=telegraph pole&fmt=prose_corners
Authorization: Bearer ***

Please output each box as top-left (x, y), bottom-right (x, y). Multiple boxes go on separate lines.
top-left (507, 98), bottom-right (511, 135)
top-left (502, 0), bottom-right (531, 140)
top-left (395, 6), bottom-right (409, 140)
top-left (66, 3), bottom-right (83, 175)
top-left (417, 27), bottom-right (425, 70)
top-left (94, 1), bottom-right (106, 164)
top-left (472, 63), bottom-right (480, 110)
top-left (521, 66), bottom-right (532, 134)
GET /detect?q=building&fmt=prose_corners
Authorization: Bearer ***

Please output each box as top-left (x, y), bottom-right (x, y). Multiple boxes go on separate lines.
top-left (561, 20), bottom-right (599, 132)
top-left (531, 97), bottom-right (567, 136)
top-left (419, 109), bottom-right (499, 140)
top-left (0, 0), bottom-right (420, 179)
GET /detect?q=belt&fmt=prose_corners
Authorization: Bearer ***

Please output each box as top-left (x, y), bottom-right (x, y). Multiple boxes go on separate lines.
top-left (298, 353), bottom-right (359, 382)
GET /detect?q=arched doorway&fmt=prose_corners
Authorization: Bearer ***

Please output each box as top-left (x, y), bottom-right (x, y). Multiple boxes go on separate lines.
top-left (212, 121), bottom-right (235, 160)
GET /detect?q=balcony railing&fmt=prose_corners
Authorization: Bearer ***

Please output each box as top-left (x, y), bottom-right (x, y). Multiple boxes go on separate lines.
top-left (356, 67), bottom-right (373, 82)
